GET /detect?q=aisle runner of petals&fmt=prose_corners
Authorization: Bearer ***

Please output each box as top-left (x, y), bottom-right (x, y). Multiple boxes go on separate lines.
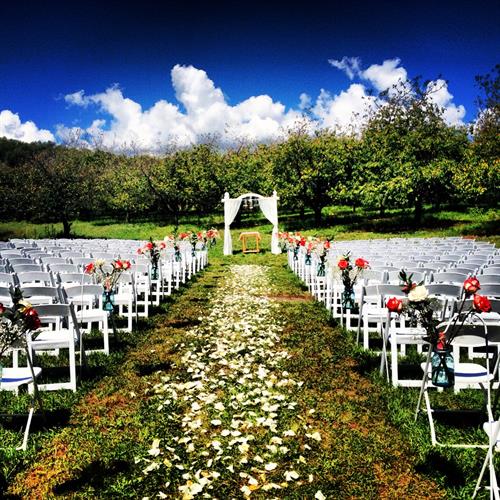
top-left (140, 265), bottom-right (324, 499)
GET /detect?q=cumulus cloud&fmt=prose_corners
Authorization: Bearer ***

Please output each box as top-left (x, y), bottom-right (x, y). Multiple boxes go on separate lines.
top-left (312, 84), bottom-right (378, 133)
top-left (0, 109), bottom-right (55, 143)
top-left (328, 57), bottom-right (466, 126)
top-left (328, 56), bottom-right (361, 80)
top-left (426, 78), bottom-right (466, 126)
top-left (2, 59), bottom-right (466, 152)
top-left (360, 58), bottom-right (408, 93)
top-left (59, 65), bottom-right (302, 151)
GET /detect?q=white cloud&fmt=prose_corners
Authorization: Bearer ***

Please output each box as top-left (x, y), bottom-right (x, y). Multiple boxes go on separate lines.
top-left (65, 90), bottom-right (89, 107)
top-left (426, 79), bottom-right (466, 126)
top-left (0, 109), bottom-right (55, 143)
top-left (299, 93), bottom-right (312, 110)
top-left (312, 84), bottom-right (378, 133)
top-left (328, 56), bottom-right (361, 80)
top-left (60, 65), bottom-right (302, 151)
top-left (360, 58), bottom-right (408, 93)
top-left (0, 59), bottom-right (463, 152)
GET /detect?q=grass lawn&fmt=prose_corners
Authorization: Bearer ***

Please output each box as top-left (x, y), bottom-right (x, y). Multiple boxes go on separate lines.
top-left (0, 207), bottom-right (498, 498)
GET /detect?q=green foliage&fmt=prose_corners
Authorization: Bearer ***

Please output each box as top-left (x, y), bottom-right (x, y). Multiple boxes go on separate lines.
top-left (360, 79), bottom-right (470, 221)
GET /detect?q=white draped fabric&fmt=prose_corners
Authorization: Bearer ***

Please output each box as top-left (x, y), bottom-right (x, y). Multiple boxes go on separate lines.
top-left (222, 191), bottom-right (281, 255)
top-left (258, 196), bottom-right (280, 254)
top-left (223, 195), bottom-right (242, 255)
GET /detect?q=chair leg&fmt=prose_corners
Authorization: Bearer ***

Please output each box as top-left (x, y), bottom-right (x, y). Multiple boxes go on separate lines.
top-left (424, 390), bottom-right (438, 446)
top-left (17, 406), bottom-right (35, 451)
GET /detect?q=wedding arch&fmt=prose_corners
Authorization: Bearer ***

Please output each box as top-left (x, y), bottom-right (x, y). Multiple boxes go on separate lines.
top-left (222, 191), bottom-right (281, 255)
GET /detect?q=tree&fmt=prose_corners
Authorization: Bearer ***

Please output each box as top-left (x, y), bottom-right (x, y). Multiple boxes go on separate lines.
top-left (361, 78), bottom-right (468, 223)
top-left (472, 64), bottom-right (500, 162)
top-left (26, 147), bottom-right (98, 236)
top-left (100, 155), bottom-right (152, 221)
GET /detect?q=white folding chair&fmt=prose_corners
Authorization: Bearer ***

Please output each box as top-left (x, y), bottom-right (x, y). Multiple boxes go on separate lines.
top-left (27, 304), bottom-right (82, 392)
top-left (0, 366), bottom-right (43, 450)
top-left (62, 285), bottom-right (110, 354)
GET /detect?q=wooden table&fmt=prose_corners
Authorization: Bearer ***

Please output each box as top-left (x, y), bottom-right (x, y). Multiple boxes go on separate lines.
top-left (239, 231), bottom-right (261, 253)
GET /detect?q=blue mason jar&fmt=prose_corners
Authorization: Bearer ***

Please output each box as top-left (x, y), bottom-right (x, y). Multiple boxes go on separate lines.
top-left (431, 348), bottom-right (454, 388)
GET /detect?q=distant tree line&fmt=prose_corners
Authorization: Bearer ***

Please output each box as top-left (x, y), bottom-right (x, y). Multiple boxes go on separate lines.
top-left (0, 68), bottom-right (498, 237)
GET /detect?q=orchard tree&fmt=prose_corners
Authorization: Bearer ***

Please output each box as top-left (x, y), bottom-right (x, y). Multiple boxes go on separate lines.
top-left (27, 147), bottom-right (99, 236)
top-left (100, 155), bottom-right (152, 221)
top-left (361, 78), bottom-right (468, 223)
top-left (472, 64), bottom-right (499, 162)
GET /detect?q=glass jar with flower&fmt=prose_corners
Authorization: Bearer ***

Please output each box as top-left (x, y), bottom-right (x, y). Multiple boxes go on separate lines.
top-left (333, 253), bottom-right (369, 311)
top-left (85, 259), bottom-right (132, 312)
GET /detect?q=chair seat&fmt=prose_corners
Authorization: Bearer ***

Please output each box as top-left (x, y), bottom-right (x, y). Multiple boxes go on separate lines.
top-left (0, 366), bottom-right (42, 390)
top-left (421, 361), bottom-right (494, 384)
top-left (32, 329), bottom-right (76, 348)
top-left (75, 309), bottom-right (107, 321)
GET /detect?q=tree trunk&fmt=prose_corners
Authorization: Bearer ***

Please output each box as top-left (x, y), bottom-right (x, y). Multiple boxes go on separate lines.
top-left (299, 205), bottom-right (305, 219)
top-left (414, 197), bottom-right (423, 225)
top-left (313, 206), bottom-right (322, 225)
top-left (125, 210), bottom-right (129, 223)
top-left (62, 219), bottom-right (72, 238)
top-left (379, 205), bottom-right (385, 217)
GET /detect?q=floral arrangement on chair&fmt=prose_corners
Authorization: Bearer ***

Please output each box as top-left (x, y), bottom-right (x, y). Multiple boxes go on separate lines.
top-left (316, 239), bottom-right (331, 277)
top-left (85, 259), bottom-right (132, 312)
top-left (278, 232), bottom-right (303, 260)
top-left (0, 288), bottom-right (41, 358)
top-left (386, 272), bottom-right (492, 387)
top-left (205, 228), bottom-right (220, 248)
top-left (332, 252), bottom-right (369, 311)
top-left (138, 238), bottom-right (166, 280)
top-left (0, 288), bottom-right (43, 407)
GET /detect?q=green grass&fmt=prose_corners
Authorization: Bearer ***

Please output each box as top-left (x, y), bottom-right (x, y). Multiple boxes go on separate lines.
top-left (0, 206), bottom-right (498, 497)
top-left (0, 205), bottom-right (498, 245)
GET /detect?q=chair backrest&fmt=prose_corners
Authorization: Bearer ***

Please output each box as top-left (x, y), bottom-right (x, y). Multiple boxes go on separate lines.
top-left (7, 258), bottom-right (34, 266)
top-left (0, 272), bottom-right (17, 287)
top-left (62, 284), bottom-right (103, 299)
top-left (454, 266), bottom-right (478, 274)
top-left (21, 286), bottom-right (62, 304)
top-left (16, 271), bottom-right (54, 286)
top-left (480, 275), bottom-right (500, 285)
top-left (70, 257), bottom-right (94, 267)
top-left (39, 257), bottom-right (67, 265)
top-left (463, 298), bottom-right (500, 315)
top-left (57, 273), bottom-right (94, 286)
top-left (483, 268), bottom-right (500, 276)
top-left (0, 285), bottom-right (13, 305)
top-left (59, 251), bottom-right (84, 259)
top-left (432, 272), bottom-right (468, 284)
top-left (426, 283), bottom-right (462, 299)
top-left (49, 263), bottom-right (80, 273)
top-left (362, 270), bottom-right (387, 284)
top-left (34, 304), bottom-right (80, 332)
top-left (90, 252), bottom-right (116, 260)
top-left (11, 264), bottom-right (44, 273)
top-left (480, 284), bottom-right (500, 299)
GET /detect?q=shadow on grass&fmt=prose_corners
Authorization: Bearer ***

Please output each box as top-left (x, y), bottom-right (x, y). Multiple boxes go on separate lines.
top-left (0, 409), bottom-right (71, 433)
top-left (52, 459), bottom-right (132, 496)
top-left (416, 451), bottom-right (467, 488)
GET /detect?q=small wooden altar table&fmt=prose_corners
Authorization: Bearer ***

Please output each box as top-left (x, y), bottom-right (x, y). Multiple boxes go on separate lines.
top-left (239, 231), bottom-right (261, 253)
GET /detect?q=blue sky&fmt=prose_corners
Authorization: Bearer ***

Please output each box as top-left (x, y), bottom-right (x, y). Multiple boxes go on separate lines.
top-left (0, 0), bottom-right (498, 149)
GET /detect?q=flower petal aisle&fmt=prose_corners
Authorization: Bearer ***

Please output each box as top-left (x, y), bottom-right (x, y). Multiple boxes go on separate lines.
top-left (140, 265), bottom-right (325, 498)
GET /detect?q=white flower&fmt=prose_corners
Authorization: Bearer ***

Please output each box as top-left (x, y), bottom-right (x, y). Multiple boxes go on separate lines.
top-left (148, 438), bottom-right (161, 456)
top-left (408, 285), bottom-right (429, 302)
top-left (284, 470), bottom-right (300, 481)
top-left (265, 462), bottom-right (277, 471)
top-left (306, 431), bottom-right (322, 442)
top-left (210, 419), bottom-right (222, 426)
top-left (315, 491), bottom-right (326, 500)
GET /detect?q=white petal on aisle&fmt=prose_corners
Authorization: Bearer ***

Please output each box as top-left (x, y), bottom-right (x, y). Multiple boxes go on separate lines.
top-left (139, 265), bottom-right (323, 498)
